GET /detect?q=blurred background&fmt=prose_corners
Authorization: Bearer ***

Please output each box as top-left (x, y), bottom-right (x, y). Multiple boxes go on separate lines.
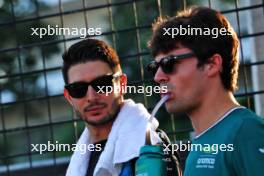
top-left (0, 0), bottom-right (263, 175)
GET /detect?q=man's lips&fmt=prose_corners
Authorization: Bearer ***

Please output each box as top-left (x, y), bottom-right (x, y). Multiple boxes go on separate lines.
top-left (87, 107), bottom-right (103, 112)
top-left (84, 104), bottom-right (107, 112)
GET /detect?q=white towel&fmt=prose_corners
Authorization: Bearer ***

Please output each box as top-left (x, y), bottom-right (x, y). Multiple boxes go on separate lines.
top-left (66, 99), bottom-right (160, 176)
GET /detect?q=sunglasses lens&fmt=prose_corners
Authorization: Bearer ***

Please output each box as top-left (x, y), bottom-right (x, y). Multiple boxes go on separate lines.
top-left (91, 75), bottom-right (114, 93)
top-left (147, 61), bottom-right (159, 75)
top-left (160, 57), bottom-right (174, 74)
top-left (146, 53), bottom-right (194, 75)
top-left (65, 74), bottom-right (118, 97)
top-left (66, 83), bottom-right (88, 98)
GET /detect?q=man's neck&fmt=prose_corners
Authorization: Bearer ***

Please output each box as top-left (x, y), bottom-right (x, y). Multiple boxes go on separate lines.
top-left (86, 121), bottom-right (113, 143)
top-left (189, 90), bottom-right (240, 137)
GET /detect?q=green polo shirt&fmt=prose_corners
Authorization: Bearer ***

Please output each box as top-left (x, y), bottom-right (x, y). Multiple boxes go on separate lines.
top-left (184, 107), bottom-right (264, 176)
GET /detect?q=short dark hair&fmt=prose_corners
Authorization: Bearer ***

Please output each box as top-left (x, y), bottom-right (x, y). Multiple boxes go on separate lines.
top-left (148, 6), bottom-right (239, 92)
top-left (62, 38), bottom-right (121, 84)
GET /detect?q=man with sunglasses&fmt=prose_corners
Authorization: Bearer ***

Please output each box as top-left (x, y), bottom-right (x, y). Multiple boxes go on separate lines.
top-left (147, 6), bottom-right (264, 176)
top-left (62, 38), bottom-right (163, 176)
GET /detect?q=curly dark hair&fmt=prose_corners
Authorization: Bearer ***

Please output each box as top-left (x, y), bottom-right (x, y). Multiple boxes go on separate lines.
top-left (148, 6), bottom-right (239, 92)
top-left (62, 38), bottom-right (121, 84)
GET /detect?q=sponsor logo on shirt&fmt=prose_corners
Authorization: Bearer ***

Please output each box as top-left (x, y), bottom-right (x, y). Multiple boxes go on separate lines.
top-left (196, 157), bottom-right (215, 169)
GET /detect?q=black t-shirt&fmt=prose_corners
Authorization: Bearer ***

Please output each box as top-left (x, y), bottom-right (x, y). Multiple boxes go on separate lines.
top-left (86, 139), bottom-right (107, 176)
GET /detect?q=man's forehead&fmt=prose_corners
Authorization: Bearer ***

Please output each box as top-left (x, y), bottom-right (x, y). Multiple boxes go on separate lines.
top-left (68, 60), bottom-right (112, 83)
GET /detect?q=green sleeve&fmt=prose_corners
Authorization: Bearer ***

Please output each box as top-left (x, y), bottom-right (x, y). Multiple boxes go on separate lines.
top-left (231, 116), bottom-right (264, 176)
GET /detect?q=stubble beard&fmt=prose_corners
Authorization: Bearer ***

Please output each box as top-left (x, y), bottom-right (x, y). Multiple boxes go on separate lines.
top-left (75, 97), bottom-right (122, 126)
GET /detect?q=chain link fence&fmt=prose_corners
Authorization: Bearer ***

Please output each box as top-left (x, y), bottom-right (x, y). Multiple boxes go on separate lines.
top-left (0, 0), bottom-right (263, 175)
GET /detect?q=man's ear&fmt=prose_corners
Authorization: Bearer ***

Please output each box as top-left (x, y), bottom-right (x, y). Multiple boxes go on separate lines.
top-left (205, 54), bottom-right (223, 77)
top-left (119, 74), bottom-right (127, 95)
top-left (64, 88), bottom-right (73, 106)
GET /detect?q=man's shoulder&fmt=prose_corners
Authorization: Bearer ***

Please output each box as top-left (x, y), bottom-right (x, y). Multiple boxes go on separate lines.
top-left (233, 108), bottom-right (264, 140)
top-left (229, 109), bottom-right (264, 176)
top-left (231, 108), bottom-right (263, 128)
top-left (199, 108), bottom-right (263, 142)
top-left (224, 107), bottom-right (263, 129)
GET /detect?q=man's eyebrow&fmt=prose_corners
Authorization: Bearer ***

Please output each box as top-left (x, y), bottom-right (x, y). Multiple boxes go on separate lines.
top-left (69, 81), bottom-right (87, 84)
top-left (69, 74), bottom-right (112, 84)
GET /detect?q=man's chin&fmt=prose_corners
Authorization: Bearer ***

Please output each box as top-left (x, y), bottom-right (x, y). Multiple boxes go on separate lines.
top-left (165, 103), bottom-right (175, 113)
top-left (84, 115), bottom-right (116, 126)
top-left (166, 103), bottom-right (183, 115)
top-left (166, 107), bottom-right (175, 114)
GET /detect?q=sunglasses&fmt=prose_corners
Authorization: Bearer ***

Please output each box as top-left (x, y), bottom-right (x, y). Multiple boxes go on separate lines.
top-left (65, 73), bottom-right (120, 98)
top-left (146, 53), bottom-right (195, 75)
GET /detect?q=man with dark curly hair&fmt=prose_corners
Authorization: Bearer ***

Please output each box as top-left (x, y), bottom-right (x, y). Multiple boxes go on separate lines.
top-left (147, 6), bottom-right (264, 176)
top-left (62, 38), bottom-right (161, 176)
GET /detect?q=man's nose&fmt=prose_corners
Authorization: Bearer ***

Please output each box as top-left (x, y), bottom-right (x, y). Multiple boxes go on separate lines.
top-left (85, 85), bottom-right (100, 101)
top-left (154, 67), bottom-right (169, 84)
